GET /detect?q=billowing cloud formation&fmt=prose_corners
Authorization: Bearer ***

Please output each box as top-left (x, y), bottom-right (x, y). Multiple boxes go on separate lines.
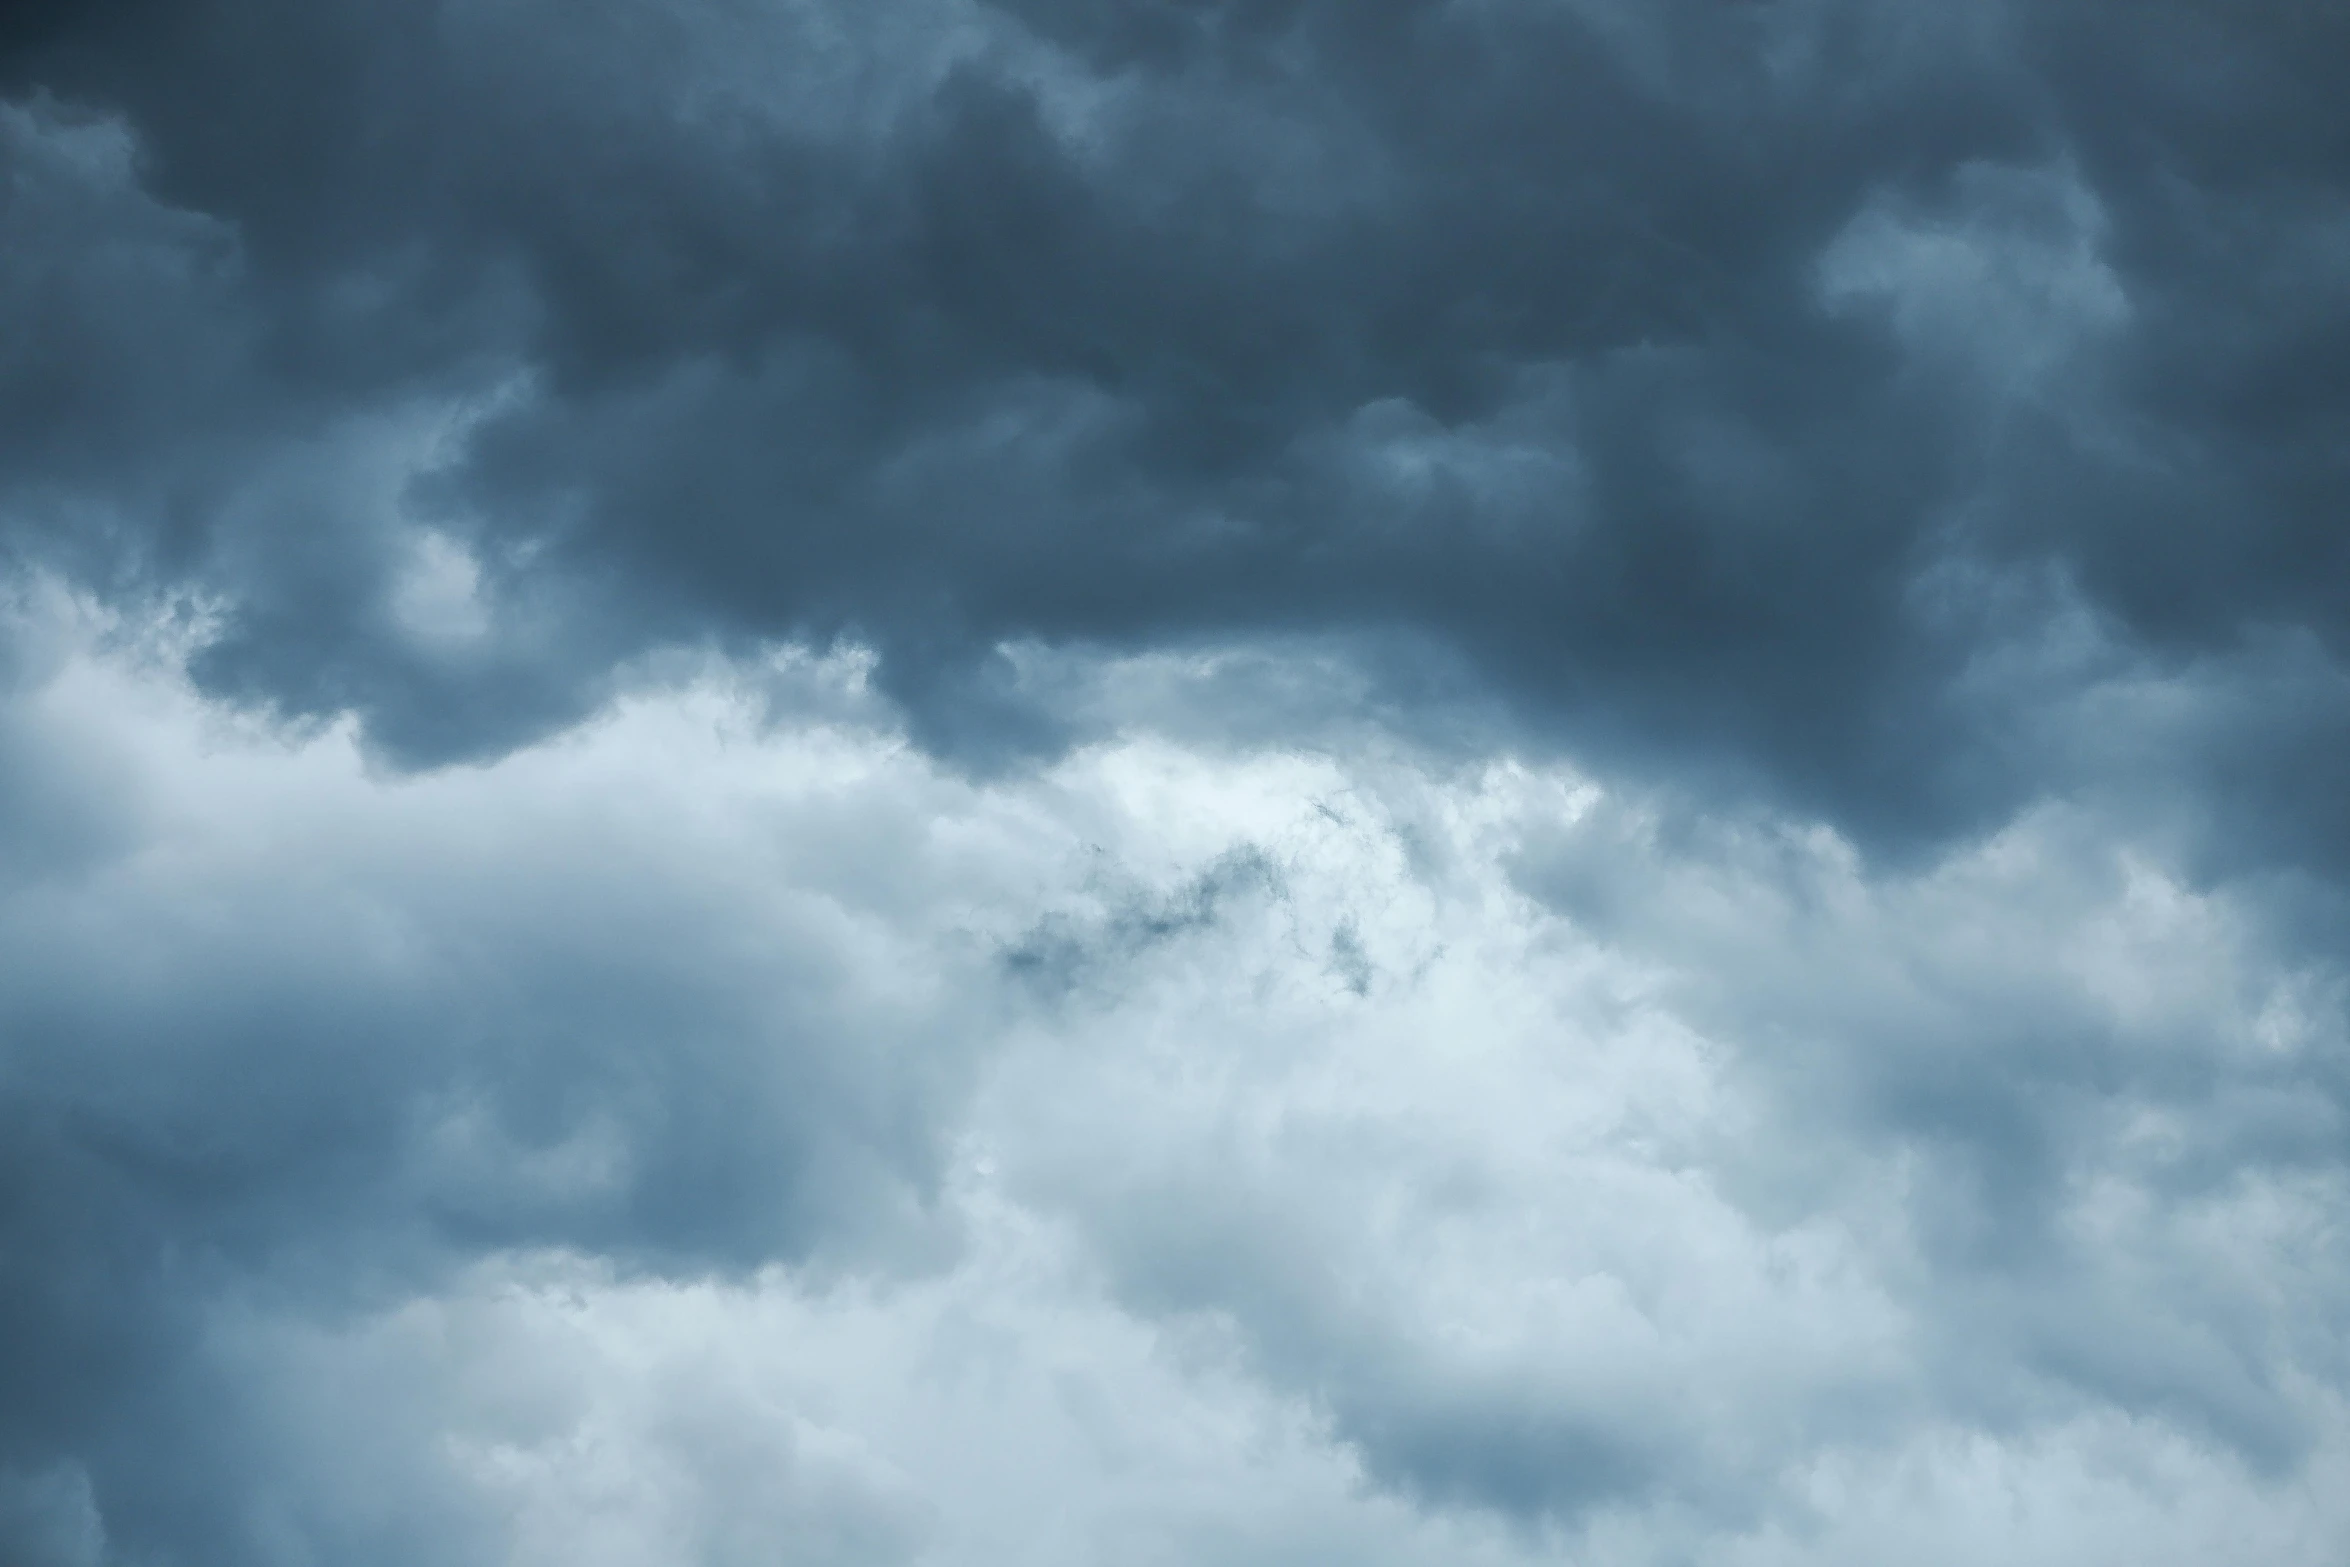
top-left (3, 2), bottom-right (2349, 1563)
top-left (5, 0), bottom-right (2346, 845)
top-left (2, 596), bottom-right (2346, 1565)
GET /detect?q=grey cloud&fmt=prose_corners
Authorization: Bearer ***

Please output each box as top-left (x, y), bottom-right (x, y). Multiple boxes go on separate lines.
top-left (6, 2), bottom-right (2350, 1561)
top-left (0, 616), bottom-right (992, 1563)
top-left (6, 0), bottom-right (2343, 867)
top-left (1004, 844), bottom-right (1284, 996)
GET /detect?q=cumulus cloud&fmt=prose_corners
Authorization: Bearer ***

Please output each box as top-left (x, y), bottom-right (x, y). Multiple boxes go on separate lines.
top-left (1, 598), bottom-right (2343, 1562)
top-left (3, 1), bottom-right (2348, 1563)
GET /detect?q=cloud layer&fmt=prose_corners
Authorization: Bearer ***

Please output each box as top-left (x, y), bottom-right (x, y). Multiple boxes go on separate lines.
top-left (3, 2), bottom-right (2348, 1563)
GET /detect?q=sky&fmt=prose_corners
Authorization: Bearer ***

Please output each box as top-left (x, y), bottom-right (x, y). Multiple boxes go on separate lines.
top-left (3, 1), bottom-right (2349, 1562)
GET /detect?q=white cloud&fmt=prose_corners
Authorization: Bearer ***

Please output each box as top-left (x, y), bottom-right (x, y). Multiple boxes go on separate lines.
top-left (1, 595), bottom-right (2344, 1564)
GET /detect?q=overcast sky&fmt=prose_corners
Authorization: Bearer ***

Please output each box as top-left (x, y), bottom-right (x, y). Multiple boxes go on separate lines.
top-left (4, 2), bottom-right (2349, 1563)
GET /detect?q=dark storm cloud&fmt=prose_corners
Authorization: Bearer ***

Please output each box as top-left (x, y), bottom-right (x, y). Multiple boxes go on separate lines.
top-left (1, 0), bottom-right (2340, 859)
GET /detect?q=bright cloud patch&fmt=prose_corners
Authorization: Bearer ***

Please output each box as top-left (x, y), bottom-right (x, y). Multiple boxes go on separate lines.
top-left (2, 589), bottom-right (2342, 1565)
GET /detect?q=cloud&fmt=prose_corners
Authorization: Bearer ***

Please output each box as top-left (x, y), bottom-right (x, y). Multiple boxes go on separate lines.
top-left (981, 741), bottom-right (2350, 1534)
top-left (2, 589), bottom-right (2348, 1562)
top-left (4, 2), bottom-right (2349, 1562)
top-left (0, 592), bottom-right (1005, 1560)
top-left (0, 0), bottom-right (2336, 861)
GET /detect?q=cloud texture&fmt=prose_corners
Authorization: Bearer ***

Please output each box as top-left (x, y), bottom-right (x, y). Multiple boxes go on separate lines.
top-left (3, 2), bottom-right (2348, 1562)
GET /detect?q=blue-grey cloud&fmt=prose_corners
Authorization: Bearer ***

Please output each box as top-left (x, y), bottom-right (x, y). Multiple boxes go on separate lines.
top-left (0, 0), bottom-right (2339, 863)
top-left (5, 2), bottom-right (2350, 1562)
